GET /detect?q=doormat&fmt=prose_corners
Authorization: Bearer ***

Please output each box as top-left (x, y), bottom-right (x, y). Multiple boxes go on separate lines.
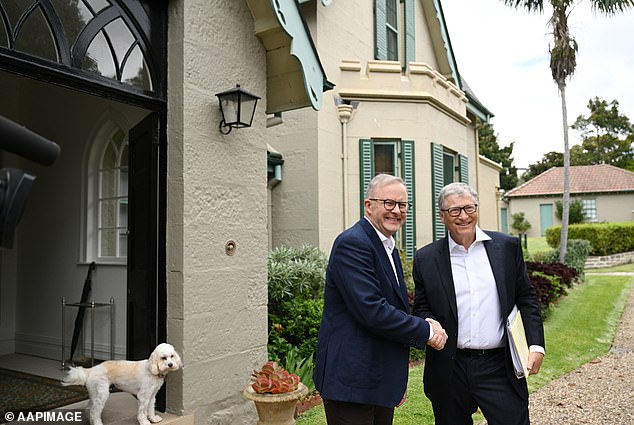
top-left (0, 368), bottom-right (88, 420)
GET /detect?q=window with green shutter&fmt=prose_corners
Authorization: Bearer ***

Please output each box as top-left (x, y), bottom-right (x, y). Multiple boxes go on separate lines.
top-left (375, 0), bottom-right (415, 68)
top-left (359, 139), bottom-right (416, 258)
top-left (431, 144), bottom-right (470, 240)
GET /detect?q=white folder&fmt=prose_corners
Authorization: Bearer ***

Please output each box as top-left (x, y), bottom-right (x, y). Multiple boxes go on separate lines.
top-left (507, 305), bottom-right (530, 379)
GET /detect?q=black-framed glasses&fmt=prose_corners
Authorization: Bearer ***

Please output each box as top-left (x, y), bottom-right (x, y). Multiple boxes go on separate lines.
top-left (441, 204), bottom-right (478, 217)
top-left (369, 198), bottom-right (411, 212)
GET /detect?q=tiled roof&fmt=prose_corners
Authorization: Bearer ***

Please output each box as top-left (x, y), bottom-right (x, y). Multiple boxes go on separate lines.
top-left (506, 164), bottom-right (634, 197)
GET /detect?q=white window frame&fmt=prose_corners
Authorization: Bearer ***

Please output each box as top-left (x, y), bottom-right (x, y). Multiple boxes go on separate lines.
top-left (97, 131), bottom-right (128, 259)
top-left (81, 113), bottom-right (131, 264)
top-left (582, 198), bottom-right (597, 221)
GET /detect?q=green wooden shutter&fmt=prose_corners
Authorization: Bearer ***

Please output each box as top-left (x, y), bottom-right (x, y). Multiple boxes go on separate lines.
top-left (431, 143), bottom-right (445, 240)
top-left (401, 140), bottom-right (416, 258)
top-left (459, 154), bottom-right (469, 184)
top-left (374, 0), bottom-right (387, 60)
top-left (359, 139), bottom-right (374, 217)
top-left (404, 0), bottom-right (415, 67)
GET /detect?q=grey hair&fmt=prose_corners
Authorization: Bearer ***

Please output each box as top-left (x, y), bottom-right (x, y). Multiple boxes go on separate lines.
top-left (365, 174), bottom-right (405, 199)
top-left (438, 182), bottom-right (478, 210)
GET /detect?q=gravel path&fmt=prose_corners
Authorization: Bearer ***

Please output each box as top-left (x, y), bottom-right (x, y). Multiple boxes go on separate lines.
top-left (527, 272), bottom-right (634, 425)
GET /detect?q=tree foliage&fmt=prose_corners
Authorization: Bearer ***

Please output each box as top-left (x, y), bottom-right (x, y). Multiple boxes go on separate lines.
top-left (522, 151), bottom-right (563, 181)
top-left (523, 97), bottom-right (634, 180)
top-left (571, 97), bottom-right (634, 170)
top-left (477, 121), bottom-right (519, 190)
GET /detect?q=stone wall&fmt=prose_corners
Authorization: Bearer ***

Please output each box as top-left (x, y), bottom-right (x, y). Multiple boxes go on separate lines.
top-left (585, 251), bottom-right (634, 269)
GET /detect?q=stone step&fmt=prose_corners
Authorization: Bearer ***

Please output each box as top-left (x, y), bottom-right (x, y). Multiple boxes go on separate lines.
top-left (65, 392), bottom-right (193, 425)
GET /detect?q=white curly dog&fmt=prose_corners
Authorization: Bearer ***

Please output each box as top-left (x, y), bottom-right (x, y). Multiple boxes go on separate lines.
top-left (62, 343), bottom-right (182, 425)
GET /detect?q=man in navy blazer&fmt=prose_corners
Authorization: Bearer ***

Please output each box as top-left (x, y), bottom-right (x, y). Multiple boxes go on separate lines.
top-left (413, 182), bottom-right (545, 425)
top-left (314, 174), bottom-right (447, 425)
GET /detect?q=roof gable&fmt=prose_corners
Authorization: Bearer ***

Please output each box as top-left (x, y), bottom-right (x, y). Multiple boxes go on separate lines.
top-left (506, 164), bottom-right (634, 197)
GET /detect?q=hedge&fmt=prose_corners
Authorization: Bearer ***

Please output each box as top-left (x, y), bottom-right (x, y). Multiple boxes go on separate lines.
top-left (545, 222), bottom-right (634, 256)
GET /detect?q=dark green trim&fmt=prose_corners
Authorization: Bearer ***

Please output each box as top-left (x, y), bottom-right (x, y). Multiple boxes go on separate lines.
top-left (459, 154), bottom-right (469, 184)
top-left (401, 140), bottom-right (415, 258)
top-left (404, 0), bottom-right (415, 68)
top-left (431, 143), bottom-right (445, 240)
top-left (374, 0), bottom-right (387, 60)
top-left (359, 139), bottom-right (374, 217)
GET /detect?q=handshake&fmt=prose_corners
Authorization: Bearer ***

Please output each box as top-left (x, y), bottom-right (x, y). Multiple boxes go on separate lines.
top-left (425, 318), bottom-right (447, 350)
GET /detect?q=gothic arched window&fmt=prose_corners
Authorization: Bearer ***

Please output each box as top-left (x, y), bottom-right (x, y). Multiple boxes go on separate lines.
top-left (0, 0), bottom-right (163, 96)
top-left (98, 128), bottom-right (128, 259)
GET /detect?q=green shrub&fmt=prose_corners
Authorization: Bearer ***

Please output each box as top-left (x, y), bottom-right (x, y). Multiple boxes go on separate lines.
top-left (546, 222), bottom-right (634, 256)
top-left (269, 297), bottom-right (324, 361)
top-left (555, 199), bottom-right (586, 224)
top-left (511, 212), bottom-right (531, 235)
top-left (529, 271), bottom-right (566, 315)
top-left (526, 260), bottom-right (580, 317)
top-left (267, 245), bottom-right (327, 373)
top-left (268, 245), bottom-right (327, 309)
top-left (538, 239), bottom-right (591, 276)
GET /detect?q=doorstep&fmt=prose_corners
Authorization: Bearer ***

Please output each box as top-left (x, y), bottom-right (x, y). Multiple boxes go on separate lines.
top-left (64, 392), bottom-right (194, 425)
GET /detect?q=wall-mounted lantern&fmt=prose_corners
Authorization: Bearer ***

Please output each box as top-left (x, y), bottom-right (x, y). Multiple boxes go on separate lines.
top-left (215, 84), bottom-right (261, 134)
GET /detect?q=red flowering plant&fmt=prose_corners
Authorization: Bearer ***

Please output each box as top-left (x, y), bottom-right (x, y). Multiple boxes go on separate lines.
top-left (251, 360), bottom-right (300, 394)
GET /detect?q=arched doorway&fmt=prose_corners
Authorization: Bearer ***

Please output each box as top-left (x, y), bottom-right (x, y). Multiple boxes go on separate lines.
top-left (0, 0), bottom-right (167, 385)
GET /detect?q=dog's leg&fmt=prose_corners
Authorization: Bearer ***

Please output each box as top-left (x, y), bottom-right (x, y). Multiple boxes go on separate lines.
top-left (136, 388), bottom-right (158, 425)
top-left (147, 392), bottom-right (163, 424)
top-left (146, 386), bottom-right (163, 424)
top-left (86, 383), bottom-right (109, 425)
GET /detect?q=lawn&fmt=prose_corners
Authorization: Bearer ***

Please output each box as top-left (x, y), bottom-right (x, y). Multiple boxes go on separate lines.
top-left (526, 236), bottom-right (551, 255)
top-left (295, 268), bottom-right (633, 425)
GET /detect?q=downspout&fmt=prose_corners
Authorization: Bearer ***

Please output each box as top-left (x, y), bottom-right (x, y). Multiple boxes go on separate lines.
top-left (267, 165), bottom-right (282, 251)
top-left (337, 104), bottom-right (354, 230)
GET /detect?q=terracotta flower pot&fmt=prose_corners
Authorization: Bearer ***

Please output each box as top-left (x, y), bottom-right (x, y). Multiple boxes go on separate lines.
top-left (243, 382), bottom-right (309, 425)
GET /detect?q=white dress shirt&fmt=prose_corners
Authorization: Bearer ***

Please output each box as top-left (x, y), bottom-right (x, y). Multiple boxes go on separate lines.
top-left (449, 227), bottom-right (505, 349)
top-left (364, 216), bottom-right (399, 286)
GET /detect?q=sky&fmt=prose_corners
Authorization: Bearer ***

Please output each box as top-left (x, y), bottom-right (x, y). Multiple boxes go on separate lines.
top-left (440, 0), bottom-right (634, 170)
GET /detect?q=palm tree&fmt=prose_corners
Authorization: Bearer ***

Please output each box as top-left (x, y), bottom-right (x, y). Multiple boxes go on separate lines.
top-left (501, 0), bottom-right (634, 262)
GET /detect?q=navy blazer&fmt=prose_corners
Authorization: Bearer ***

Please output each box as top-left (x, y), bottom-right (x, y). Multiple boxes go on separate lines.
top-left (313, 218), bottom-right (430, 407)
top-left (412, 230), bottom-right (545, 401)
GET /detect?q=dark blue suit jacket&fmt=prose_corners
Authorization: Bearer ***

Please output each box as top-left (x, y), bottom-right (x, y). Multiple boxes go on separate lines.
top-left (412, 230), bottom-right (545, 401)
top-left (313, 218), bottom-right (430, 407)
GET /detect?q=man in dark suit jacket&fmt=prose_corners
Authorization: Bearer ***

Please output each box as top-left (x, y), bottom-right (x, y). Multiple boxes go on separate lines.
top-left (413, 182), bottom-right (545, 425)
top-left (314, 174), bottom-right (447, 425)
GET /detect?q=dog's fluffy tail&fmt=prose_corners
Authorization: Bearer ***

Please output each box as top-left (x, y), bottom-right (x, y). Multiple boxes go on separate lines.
top-left (61, 366), bottom-right (88, 386)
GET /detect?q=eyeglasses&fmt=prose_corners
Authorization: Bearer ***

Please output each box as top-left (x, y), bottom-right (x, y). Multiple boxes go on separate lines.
top-left (440, 204), bottom-right (478, 217)
top-left (369, 198), bottom-right (411, 212)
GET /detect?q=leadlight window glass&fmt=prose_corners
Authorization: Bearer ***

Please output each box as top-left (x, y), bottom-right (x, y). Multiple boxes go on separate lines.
top-left (0, 19), bottom-right (7, 48)
top-left (14, 6), bottom-right (57, 61)
top-left (98, 129), bottom-right (128, 259)
top-left (0, 0), bottom-right (154, 91)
